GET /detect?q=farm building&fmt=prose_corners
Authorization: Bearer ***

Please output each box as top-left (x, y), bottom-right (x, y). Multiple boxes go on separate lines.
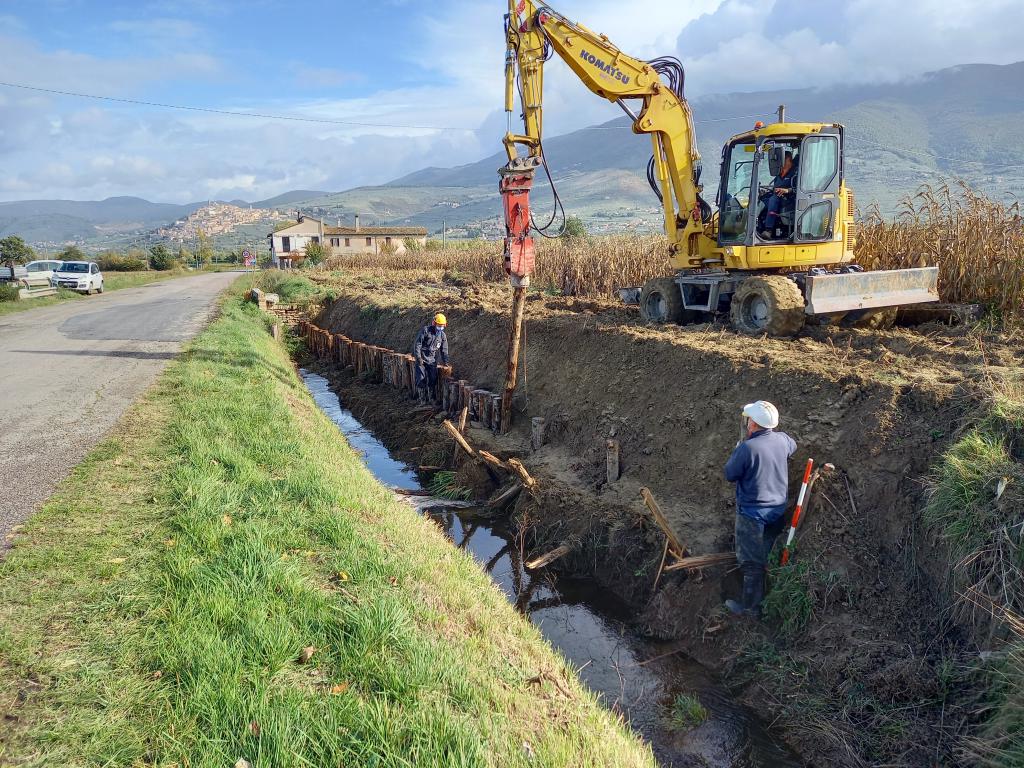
top-left (269, 213), bottom-right (427, 266)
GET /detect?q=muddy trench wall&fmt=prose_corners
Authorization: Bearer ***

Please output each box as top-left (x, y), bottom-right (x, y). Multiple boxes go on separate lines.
top-left (298, 290), bottom-right (987, 766)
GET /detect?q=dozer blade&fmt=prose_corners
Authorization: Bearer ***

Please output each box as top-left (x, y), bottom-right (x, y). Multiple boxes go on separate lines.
top-left (804, 267), bottom-right (939, 315)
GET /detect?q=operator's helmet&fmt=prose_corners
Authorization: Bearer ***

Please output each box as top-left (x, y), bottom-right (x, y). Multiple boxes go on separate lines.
top-left (434, 313), bottom-right (447, 327)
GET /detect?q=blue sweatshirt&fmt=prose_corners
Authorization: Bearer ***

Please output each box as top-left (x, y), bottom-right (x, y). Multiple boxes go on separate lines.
top-left (724, 429), bottom-right (797, 522)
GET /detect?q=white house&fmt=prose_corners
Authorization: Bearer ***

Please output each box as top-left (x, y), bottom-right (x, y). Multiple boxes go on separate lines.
top-left (268, 213), bottom-right (324, 268)
top-left (269, 213), bottom-right (428, 266)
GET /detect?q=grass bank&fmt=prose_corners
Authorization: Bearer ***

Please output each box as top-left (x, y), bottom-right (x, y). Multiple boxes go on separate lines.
top-left (0, 267), bottom-right (241, 317)
top-left (0, 287), bottom-right (652, 766)
top-left (922, 373), bottom-right (1024, 765)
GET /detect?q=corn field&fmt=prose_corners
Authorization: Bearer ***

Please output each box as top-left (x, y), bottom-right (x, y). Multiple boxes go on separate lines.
top-left (330, 182), bottom-right (1022, 320)
top-left (856, 182), bottom-right (1023, 319)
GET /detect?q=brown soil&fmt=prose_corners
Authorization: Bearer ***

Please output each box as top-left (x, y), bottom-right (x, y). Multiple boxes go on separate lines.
top-left (301, 270), bottom-right (1022, 767)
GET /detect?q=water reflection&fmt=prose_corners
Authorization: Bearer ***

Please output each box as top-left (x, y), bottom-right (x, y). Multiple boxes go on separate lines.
top-left (300, 369), bottom-right (801, 768)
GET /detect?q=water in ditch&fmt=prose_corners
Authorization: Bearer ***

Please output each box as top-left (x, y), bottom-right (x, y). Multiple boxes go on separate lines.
top-left (301, 369), bottom-right (802, 768)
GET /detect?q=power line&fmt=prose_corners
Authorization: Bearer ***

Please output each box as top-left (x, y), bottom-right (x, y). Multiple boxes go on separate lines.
top-left (0, 80), bottom-right (471, 131)
top-left (0, 79), bottom-right (775, 136)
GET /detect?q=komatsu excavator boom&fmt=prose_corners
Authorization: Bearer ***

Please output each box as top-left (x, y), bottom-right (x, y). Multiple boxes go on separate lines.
top-left (500, 0), bottom-right (938, 337)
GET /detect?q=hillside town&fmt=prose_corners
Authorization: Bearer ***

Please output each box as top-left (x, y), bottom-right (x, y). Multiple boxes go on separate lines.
top-left (155, 202), bottom-right (285, 242)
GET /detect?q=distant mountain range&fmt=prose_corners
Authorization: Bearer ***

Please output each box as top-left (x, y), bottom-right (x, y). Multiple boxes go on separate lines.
top-left (4, 61), bottom-right (1022, 249)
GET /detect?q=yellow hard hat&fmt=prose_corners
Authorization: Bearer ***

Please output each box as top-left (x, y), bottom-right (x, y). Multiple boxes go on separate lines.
top-left (434, 313), bottom-right (447, 326)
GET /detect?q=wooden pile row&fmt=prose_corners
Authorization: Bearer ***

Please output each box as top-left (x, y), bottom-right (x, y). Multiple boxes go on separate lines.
top-left (297, 320), bottom-right (505, 432)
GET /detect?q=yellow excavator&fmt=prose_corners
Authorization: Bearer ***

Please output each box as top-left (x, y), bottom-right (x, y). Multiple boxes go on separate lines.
top-left (499, 1), bottom-right (938, 335)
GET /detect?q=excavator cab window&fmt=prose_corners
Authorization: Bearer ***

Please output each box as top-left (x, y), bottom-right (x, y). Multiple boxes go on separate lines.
top-left (718, 141), bottom-right (756, 244)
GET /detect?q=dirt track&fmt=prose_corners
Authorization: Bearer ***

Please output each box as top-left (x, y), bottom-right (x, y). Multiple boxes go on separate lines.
top-left (305, 270), bottom-right (1021, 767)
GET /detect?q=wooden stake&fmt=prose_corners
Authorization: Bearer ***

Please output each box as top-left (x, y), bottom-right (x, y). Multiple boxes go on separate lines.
top-left (443, 419), bottom-right (475, 458)
top-left (501, 285), bottom-right (527, 434)
top-left (485, 481), bottom-right (523, 510)
top-left (525, 543), bottom-right (571, 570)
top-left (606, 439), bottom-right (620, 483)
top-left (507, 458), bottom-right (536, 490)
top-left (639, 487), bottom-right (686, 558)
top-left (457, 406), bottom-right (468, 434)
top-left (650, 538), bottom-right (670, 596)
top-left (478, 450), bottom-right (509, 472)
top-left (531, 417), bottom-right (546, 450)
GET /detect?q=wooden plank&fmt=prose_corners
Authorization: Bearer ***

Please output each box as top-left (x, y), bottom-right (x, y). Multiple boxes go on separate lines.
top-left (663, 552), bottom-right (736, 572)
top-left (639, 487), bottom-right (686, 558)
top-left (525, 544), bottom-right (571, 570)
top-left (457, 406), bottom-right (469, 434)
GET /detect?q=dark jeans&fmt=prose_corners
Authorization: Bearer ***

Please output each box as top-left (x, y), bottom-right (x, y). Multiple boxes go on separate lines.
top-left (734, 511), bottom-right (786, 614)
top-left (763, 193), bottom-right (792, 228)
top-left (415, 360), bottom-right (438, 399)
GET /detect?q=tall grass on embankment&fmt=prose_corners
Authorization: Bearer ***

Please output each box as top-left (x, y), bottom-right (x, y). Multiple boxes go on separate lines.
top-left (0, 288), bottom-right (654, 767)
top-left (922, 373), bottom-right (1024, 765)
top-left (321, 181), bottom-right (1022, 322)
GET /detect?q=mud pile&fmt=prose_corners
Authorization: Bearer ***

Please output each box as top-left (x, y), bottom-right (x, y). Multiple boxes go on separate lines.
top-left (309, 273), bottom-right (1021, 766)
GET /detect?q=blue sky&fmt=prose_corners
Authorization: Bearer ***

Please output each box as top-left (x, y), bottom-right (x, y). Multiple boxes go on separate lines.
top-left (1, 0), bottom-right (1022, 202)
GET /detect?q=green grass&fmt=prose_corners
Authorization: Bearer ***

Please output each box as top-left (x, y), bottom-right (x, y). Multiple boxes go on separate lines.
top-left (668, 693), bottom-right (707, 730)
top-left (921, 374), bottom-right (1024, 767)
top-left (762, 561), bottom-right (816, 636)
top-left (428, 471), bottom-right (473, 501)
top-left (0, 288), bottom-right (653, 767)
top-left (0, 267), bottom-right (234, 317)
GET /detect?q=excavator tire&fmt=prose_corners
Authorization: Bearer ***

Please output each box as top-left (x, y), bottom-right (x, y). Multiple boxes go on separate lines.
top-left (729, 275), bottom-right (806, 336)
top-left (640, 277), bottom-right (691, 324)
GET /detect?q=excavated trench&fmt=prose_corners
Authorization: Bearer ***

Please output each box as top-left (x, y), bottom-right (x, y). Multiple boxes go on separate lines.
top-left (299, 368), bottom-right (801, 767)
top-left (286, 279), bottom-right (1014, 766)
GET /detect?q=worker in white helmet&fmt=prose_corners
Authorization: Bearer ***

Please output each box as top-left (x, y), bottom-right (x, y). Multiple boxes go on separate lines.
top-left (723, 400), bottom-right (797, 618)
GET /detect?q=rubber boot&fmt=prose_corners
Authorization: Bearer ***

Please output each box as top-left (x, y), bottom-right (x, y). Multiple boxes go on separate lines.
top-left (743, 569), bottom-right (764, 619)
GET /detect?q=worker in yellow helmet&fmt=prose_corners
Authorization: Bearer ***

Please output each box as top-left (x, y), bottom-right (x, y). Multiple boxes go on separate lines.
top-left (412, 312), bottom-right (449, 404)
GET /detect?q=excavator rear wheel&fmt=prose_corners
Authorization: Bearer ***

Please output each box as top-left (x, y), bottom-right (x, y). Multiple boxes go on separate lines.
top-left (640, 278), bottom-right (698, 325)
top-left (729, 275), bottom-right (806, 336)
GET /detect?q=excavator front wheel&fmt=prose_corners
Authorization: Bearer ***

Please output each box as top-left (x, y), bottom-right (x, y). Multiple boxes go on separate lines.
top-left (729, 275), bottom-right (806, 336)
top-left (640, 278), bottom-right (699, 325)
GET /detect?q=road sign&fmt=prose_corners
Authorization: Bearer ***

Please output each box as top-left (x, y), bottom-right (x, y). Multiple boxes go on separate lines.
top-left (243, 249), bottom-right (255, 267)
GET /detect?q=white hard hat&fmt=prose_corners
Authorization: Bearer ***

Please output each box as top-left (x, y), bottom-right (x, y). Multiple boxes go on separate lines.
top-left (743, 400), bottom-right (780, 429)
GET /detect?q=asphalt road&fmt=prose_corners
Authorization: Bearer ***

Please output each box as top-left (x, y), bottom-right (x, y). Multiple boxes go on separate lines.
top-left (0, 272), bottom-right (240, 538)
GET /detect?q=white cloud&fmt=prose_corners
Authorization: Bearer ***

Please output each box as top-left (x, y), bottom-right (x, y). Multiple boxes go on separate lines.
top-left (0, 0), bottom-right (1021, 203)
top-left (675, 0), bottom-right (1024, 95)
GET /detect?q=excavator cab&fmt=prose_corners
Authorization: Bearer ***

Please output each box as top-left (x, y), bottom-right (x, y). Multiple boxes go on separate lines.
top-left (716, 124), bottom-right (841, 249)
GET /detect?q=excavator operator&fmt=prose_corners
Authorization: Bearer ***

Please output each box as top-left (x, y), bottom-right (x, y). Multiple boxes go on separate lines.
top-left (759, 151), bottom-right (798, 240)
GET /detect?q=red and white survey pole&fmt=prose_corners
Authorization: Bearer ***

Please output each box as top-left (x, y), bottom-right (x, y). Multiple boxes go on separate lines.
top-left (780, 458), bottom-right (814, 566)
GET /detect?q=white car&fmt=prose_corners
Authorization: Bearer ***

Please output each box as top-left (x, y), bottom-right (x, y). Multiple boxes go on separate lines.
top-left (53, 261), bottom-right (104, 294)
top-left (24, 260), bottom-right (64, 287)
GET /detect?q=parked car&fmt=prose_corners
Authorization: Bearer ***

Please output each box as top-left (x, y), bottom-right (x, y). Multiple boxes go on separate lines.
top-left (53, 261), bottom-right (104, 294)
top-left (24, 259), bottom-right (64, 287)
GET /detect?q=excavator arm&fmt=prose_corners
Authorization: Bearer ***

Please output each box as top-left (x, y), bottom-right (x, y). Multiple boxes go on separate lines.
top-left (501, 0), bottom-right (707, 280)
